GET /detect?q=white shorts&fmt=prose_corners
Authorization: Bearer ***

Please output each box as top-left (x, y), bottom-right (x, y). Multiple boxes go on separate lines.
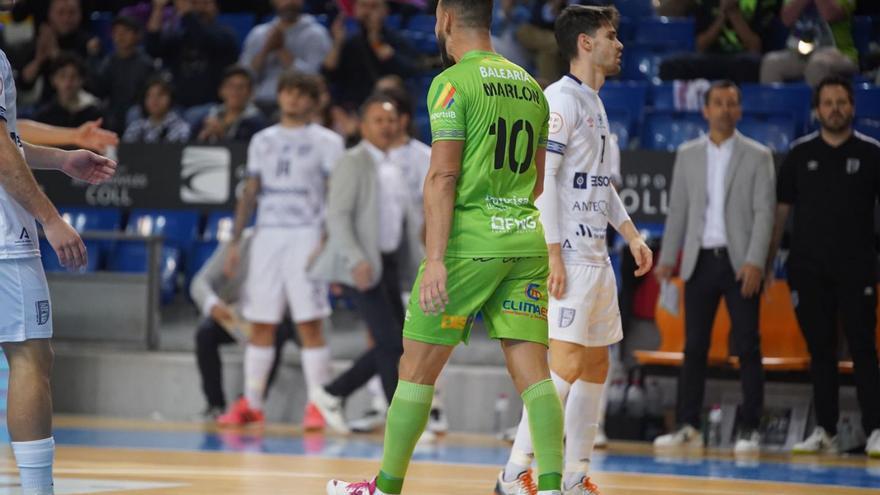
top-left (548, 263), bottom-right (622, 347)
top-left (240, 228), bottom-right (331, 325)
top-left (0, 257), bottom-right (53, 342)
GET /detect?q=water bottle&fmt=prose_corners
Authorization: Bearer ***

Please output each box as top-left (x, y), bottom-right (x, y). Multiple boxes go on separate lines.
top-left (606, 379), bottom-right (626, 416)
top-left (707, 405), bottom-right (723, 447)
top-left (493, 393), bottom-right (510, 436)
top-left (625, 379), bottom-right (646, 418)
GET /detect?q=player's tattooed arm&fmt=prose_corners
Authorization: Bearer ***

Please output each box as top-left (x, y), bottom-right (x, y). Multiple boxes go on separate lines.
top-left (225, 176), bottom-right (259, 278)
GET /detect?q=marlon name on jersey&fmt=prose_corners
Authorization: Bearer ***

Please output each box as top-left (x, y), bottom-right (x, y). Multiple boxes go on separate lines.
top-left (479, 66), bottom-right (541, 105)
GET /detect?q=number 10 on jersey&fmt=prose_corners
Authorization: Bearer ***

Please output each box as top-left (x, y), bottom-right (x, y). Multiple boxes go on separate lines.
top-left (488, 117), bottom-right (536, 174)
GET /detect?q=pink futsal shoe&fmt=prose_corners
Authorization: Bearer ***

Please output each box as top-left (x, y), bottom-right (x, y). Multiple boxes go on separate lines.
top-left (217, 397), bottom-right (264, 427)
top-left (303, 402), bottom-right (327, 431)
top-left (326, 478), bottom-right (386, 495)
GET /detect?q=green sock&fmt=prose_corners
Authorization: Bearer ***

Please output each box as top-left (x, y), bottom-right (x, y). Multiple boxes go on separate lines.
top-left (376, 380), bottom-right (434, 494)
top-left (522, 379), bottom-right (564, 491)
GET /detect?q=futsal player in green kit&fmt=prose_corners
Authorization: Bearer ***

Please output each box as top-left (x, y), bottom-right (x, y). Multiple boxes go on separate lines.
top-left (326, 0), bottom-right (565, 494)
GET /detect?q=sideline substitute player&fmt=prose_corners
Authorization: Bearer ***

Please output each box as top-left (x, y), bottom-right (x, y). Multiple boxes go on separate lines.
top-left (327, 0), bottom-right (565, 493)
top-left (0, 45), bottom-right (117, 495)
top-left (498, 6), bottom-right (653, 495)
top-left (222, 72), bottom-right (344, 428)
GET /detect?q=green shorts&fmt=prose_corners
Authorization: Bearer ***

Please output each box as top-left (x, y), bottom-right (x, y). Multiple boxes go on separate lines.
top-left (403, 256), bottom-right (550, 347)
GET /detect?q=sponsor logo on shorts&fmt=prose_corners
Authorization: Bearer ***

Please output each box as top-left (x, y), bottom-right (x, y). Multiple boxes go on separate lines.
top-left (441, 314), bottom-right (474, 331)
top-left (526, 283), bottom-right (542, 301)
top-left (501, 300), bottom-right (547, 320)
top-left (35, 300), bottom-right (50, 325)
top-left (559, 307), bottom-right (576, 328)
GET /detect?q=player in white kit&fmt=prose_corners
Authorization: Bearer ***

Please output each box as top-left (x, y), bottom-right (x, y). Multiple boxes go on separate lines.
top-left (0, 40), bottom-right (117, 494)
top-left (221, 72), bottom-right (344, 428)
top-left (497, 6), bottom-right (652, 495)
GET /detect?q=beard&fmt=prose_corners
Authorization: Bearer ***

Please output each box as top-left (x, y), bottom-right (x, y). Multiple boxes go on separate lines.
top-left (819, 112), bottom-right (853, 134)
top-left (438, 33), bottom-right (456, 69)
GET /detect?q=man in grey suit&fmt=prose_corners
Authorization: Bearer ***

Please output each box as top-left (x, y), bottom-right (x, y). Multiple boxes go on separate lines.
top-left (309, 93), bottom-right (423, 433)
top-left (190, 230), bottom-right (297, 419)
top-left (653, 80), bottom-right (776, 454)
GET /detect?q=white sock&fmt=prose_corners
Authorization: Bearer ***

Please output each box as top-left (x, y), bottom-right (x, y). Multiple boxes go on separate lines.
top-left (366, 375), bottom-right (388, 411)
top-left (301, 346), bottom-right (332, 401)
top-left (244, 344), bottom-right (275, 411)
top-left (505, 372), bottom-right (572, 482)
top-left (563, 380), bottom-right (605, 489)
top-left (11, 437), bottom-right (54, 495)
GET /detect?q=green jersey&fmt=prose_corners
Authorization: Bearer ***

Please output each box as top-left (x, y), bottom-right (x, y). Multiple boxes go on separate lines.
top-left (427, 50), bottom-right (549, 258)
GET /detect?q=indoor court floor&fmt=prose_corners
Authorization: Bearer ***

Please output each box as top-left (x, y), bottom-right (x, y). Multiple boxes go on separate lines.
top-left (0, 416), bottom-right (878, 494)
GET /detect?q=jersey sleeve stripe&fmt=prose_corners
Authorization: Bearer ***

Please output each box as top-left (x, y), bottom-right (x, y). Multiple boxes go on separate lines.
top-left (546, 140), bottom-right (566, 154)
top-left (432, 129), bottom-right (466, 141)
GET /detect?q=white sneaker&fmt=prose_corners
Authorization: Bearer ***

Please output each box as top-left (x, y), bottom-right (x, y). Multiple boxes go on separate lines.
top-left (494, 469), bottom-right (538, 495)
top-left (427, 406), bottom-right (449, 434)
top-left (792, 426), bottom-right (839, 455)
top-left (653, 425), bottom-right (703, 449)
top-left (865, 429), bottom-right (880, 458)
top-left (734, 430), bottom-right (761, 454)
top-left (594, 427), bottom-right (608, 449)
top-left (326, 478), bottom-right (384, 494)
top-left (562, 476), bottom-right (600, 495)
top-left (349, 409), bottom-right (386, 433)
top-left (312, 387), bottom-right (351, 434)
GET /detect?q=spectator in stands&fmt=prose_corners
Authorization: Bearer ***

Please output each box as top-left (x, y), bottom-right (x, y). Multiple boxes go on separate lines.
top-left (123, 75), bottom-right (191, 143)
top-left (17, 0), bottom-right (101, 104)
top-left (322, 0), bottom-right (421, 109)
top-left (516, 0), bottom-right (565, 83)
top-left (91, 15), bottom-right (156, 134)
top-left (34, 52), bottom-right (103, 128)
top-left (659, 0), bottom-right (779, 83)
top-left (759, 0), bottom-right (858, 87)
top-left (190, 229), bottom-right (299, 420)
top-left (239, 0), bottom-right (332, 110)
top-left (768, 76), bottom-right (880, 457)
top-left (310, 94), bottom-right (422, 433)
top-left (145, 0), bottom-right (239, 107)
top-left (194, 66), bottom-right (267, 143)
top-left (653, 81), bottom-right (775, 453)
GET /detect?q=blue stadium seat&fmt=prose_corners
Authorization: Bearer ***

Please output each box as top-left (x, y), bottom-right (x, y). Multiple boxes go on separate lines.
top-left (39, 238), bottom-right (101, 273)
top-left (203, 211), bottom-right (235, 242)
top-left (402, 31), bottom-right (439, 55)
top-left (600, 81), bottom-right (648, 135)
top-left (621, 45), bottom-right (664, 82)
top-left (415, 111), bottom-right (431, 144)
top-left (649, 82), bottom-right (676, 110)
top-left (126, 209), bottom-right (200, 253)
top-left (385, 14), bottom-right (402, 30)
top-left (641, 111), bottom-right (706, 151)
top-left (217, 13), bottom-right (256, 49)
top-left (617, 17), bottom-right (635, 43)
top-left (740, 83), bottom-right (812, 133)
top-left (108, 241), bottom-right (181, 304)
top-left (634, 17), bottom-right (695, 50)
top-left (614, 0), bottom-right (655, 18)
top-left (852, 16), bottom-right (872, 62)
top-left (610, 119), bottom-right (630, 150)
top-left (856, 119), bottom-right (880, 141)
top-left (406, 14), bottom-right (435, 33)
top-left (855, 83), bottom-right (880, 120)
top-left (739, 116), bottom-right (796, 152)
top-left (59, 207), bottom-right (122, 232)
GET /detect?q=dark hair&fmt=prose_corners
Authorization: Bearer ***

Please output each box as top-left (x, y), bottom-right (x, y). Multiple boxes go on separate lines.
top-left (359, 92), bottom-right (398, 118)
top-left (48, 51), bottom-right (86, 79)
top-left (703, 80), bottom-right (741, 106)
top-left (111, 14), bottom-right (142, 33)
top-left (554, 5), bottom-right (620, 62)
top-left (812, 75), bottom-right (854, 108)
top-left (141, 73), bottom-right (175, 114)
top-left (276, 71), bottom-right (321, 100)
top-left (438, 0), bottom-right (493, 30)
top-left (221, 64), bottom-right (254, 87)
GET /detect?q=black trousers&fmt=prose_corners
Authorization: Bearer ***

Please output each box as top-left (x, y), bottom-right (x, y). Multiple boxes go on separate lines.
top-left (659, 52), bottom-right (762, 84)
top-left (326, 253), bottom-right (405, 402)
top-left (195, 317), bottom-right (298, 409)
top-left (677, 249), bottom-right (765, 430)
top-left (788, 263), bottom-right (880, 434)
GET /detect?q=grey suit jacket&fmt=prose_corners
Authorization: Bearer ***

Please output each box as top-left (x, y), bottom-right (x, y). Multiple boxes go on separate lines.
top-left (189, 230), bottom-right (253, 316)
top-left (658, 131), bottom-right (776, 280)
top-left (309, 142), bottom-right (422, 288)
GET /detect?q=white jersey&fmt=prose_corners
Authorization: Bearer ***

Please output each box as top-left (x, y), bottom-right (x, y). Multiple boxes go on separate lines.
top-left (0, 50), bottom-right (38, 259)
top-left (246, 123), bottom-right (344, 229)
top-left (542, 75), bottom-right (629, 266)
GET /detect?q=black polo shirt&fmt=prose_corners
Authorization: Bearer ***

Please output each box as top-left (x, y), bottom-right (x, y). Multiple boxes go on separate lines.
top-left (777, 131), bottom-right (880, 270)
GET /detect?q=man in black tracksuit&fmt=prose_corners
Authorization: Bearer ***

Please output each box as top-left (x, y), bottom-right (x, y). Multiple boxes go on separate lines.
top-left (768, 75), bottom-right (880, 457)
